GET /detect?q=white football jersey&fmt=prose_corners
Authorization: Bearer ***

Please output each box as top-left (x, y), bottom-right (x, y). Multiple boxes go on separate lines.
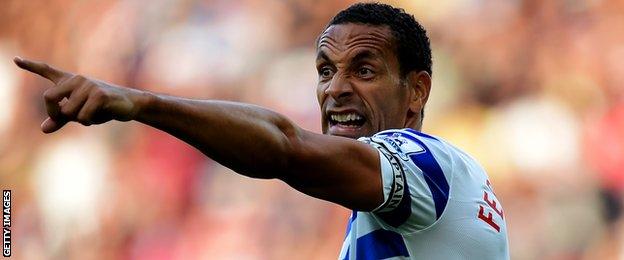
top-left (338, 128), bottom-right (509, 259)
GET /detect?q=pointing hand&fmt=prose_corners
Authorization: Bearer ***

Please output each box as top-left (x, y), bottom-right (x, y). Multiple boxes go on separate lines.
top-left (14, 57), bottom-right (145, 133)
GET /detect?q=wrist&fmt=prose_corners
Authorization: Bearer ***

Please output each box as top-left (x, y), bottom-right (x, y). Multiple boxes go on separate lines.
top-left (130, 89), bottom-right (158, 122)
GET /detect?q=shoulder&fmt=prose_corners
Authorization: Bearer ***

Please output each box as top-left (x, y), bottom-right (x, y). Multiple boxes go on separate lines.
top-left (358, 128), bottom-right (455, 166)
top-left (357, 128), bottom-right (462, 232)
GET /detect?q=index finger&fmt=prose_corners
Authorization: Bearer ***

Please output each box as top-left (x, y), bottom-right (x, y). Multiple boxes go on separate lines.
top-left (13, 56), bottom-right (67, 84)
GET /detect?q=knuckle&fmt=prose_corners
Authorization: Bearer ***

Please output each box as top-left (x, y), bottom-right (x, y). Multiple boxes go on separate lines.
top-left (76, 114), bottom-right (91, 125)
top-left (55, 77), bottom-right (69, 87)
top-left (73, 74), bottom-right (86, 82)
top-left (42, 90), bottom-right (55, 101)
top-left (90, 90), bottom-right (102, 100)
top-left (75, 82), bottom-right (92, 96)
top-left (68, 74), bottom-right (85, 85)
top-left (60, 105), bottom-right (72, 116)
top-left (91, 88), bottom-right (108, 101)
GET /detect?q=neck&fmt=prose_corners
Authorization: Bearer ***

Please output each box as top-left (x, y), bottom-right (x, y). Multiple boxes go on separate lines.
top-left (404, 113), bottom-right (423, 131)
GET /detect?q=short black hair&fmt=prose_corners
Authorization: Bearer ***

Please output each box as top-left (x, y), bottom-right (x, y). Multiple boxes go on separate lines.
top-left (325, 2), bottom-right (432, 78)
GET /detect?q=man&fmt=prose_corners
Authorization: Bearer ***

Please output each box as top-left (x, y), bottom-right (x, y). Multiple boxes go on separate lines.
top-left (15, 3), bottom-right (509, 259)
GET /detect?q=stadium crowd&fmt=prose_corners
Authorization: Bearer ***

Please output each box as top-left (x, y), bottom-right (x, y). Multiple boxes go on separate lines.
top-left (1, 0), bottom-right (623, 259)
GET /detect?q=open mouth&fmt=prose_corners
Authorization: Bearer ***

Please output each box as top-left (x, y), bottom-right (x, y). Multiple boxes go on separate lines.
top-left (328, 111), bottom-right (366, 129)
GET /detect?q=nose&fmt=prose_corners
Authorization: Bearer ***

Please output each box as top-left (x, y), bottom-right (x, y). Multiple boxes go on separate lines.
top-left (324, 74), bottom-right (353, 102)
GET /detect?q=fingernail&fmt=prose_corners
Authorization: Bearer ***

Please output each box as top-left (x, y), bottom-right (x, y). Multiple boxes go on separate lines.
top-left (13, 56), bottom-right (22, 62)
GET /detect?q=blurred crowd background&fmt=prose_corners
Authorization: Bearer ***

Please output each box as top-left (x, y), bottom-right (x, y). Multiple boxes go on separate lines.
top-left (1, 0), bottom-right (623, 259)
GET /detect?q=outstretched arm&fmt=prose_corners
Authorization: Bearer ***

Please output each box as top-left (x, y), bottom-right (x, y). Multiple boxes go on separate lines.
top-left (14, 57), bottom-right (384, 211)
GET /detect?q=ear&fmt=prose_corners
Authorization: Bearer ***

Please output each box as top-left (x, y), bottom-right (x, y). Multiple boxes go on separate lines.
top-left (406, 71), bottom-right (432, 115)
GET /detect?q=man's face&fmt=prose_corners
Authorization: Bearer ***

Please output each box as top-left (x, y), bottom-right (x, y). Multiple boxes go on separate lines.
top-left (316, 23), bottom-right (411, 139)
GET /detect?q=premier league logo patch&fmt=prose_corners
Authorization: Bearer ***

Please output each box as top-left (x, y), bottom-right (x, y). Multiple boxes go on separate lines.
top-left (392, 132), bottom-right (425, 154)
top-left (378, 132), bottom-right (425, 161)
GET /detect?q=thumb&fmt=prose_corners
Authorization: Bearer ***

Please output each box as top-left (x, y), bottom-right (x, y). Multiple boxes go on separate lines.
top-left (41, 117), bottom-right (68, 134)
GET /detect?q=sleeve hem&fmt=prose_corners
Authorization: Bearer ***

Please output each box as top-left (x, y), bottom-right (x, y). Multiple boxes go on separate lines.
top-left (371, 149), bottom-right (396, 212)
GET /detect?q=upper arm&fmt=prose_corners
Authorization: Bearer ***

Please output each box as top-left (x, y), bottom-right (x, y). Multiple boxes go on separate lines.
top-left (279, 129), bottom-right (385, 211)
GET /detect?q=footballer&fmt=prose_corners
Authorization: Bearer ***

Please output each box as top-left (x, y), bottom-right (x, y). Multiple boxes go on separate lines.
top-left (15, 3), bottom-right (509, 259)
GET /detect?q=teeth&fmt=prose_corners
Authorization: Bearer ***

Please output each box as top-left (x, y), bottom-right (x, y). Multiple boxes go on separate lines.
top-left (330, 113), bottom-right (363, 123)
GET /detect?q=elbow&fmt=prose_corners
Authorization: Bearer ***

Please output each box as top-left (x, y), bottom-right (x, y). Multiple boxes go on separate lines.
top-left (270, 115), bottom-right (306, 180)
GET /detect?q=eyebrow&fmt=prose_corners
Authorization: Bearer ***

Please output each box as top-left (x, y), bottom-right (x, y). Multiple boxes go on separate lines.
top-left (350, 50), bottom-right (377, 64)
top-left (316, 50), bottom-right (330, 63)
top-left (316, 49), bottom-right (378, 64)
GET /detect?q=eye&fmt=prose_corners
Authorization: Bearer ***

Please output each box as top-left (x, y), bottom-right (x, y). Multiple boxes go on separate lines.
top-left (319, 66), bottom-right (334, 79)
top-left (357, 67), bottom-right (374, 79)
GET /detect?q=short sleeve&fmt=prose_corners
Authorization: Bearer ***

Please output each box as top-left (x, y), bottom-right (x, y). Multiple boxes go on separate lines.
top-left (358, 129), bottom-right (451, 233)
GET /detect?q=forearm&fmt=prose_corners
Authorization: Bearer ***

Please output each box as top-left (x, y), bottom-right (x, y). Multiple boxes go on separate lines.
top-left (134, 92), bottom-right (298, 179)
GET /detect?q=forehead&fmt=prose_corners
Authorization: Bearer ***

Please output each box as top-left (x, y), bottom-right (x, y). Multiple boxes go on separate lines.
top-left (317, 23), bottom-right (395, 56)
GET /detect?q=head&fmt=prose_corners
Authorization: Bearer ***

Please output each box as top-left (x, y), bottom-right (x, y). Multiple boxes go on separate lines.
top-left (316, 2), bottom-right (432, 139)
